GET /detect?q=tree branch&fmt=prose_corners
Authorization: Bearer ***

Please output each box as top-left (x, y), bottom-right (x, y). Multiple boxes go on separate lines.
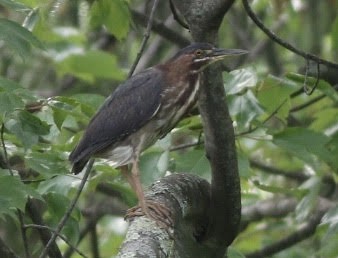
top-left (242, 0), bottom-right (338, 70)
top-left (39, 159), bottom-right (94, 258)
top-left (131, 10), bottom-right (190, 47)
top-left (118, 173), bottom-right (214, 258)
top-left (241, 197), bottom-right (298, 225)
top-left (249, 159), bottom-right (308, 182)
top-left (24, 224), bottom-right (87, 258)
top-left (171, 0), bottom-right (240, 255)
top-left (245, 198), bottom-right (334, 258)
top-left (26, 199), bottom-right (62, 258)
top-left (290, 94), bottom-right (326, 112)
top-left (128, 0), bottom-right (160, 78)
top-left (1, 124), bottom-right (31, 258)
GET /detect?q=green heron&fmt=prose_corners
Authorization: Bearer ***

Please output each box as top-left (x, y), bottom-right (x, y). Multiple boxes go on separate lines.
top-left (69, 42), bottom-right (247, 224)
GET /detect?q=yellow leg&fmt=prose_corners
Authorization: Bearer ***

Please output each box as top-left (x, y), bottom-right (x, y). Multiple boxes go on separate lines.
top-left (130, 159), bottom-right (148, 215)
top-left (123, 159), bottom-right (173, 227)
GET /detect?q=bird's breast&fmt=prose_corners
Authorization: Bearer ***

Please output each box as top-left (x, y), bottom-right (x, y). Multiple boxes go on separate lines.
top-left (154, 74), bottom-right (200, 136)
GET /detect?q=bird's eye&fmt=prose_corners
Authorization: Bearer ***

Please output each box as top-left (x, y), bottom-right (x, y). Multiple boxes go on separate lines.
top-left (195, 49), bottom-right (204, 57)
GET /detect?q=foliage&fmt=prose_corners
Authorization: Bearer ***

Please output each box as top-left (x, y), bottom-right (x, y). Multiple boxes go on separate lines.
top-left (0, 0), bottom-right (337, 257)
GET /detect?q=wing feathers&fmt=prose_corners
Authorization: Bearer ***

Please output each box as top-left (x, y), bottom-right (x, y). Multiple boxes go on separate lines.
top-left (69, 68), bottom-right (164, 173)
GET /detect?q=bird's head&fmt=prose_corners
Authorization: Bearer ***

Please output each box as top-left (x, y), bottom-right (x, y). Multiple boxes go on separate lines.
top-left (169, 42), bottom-right (248, 74)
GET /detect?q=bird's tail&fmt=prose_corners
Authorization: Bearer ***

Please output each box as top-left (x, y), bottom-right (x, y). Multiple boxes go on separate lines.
top-left (69, 146), bottom-right (89, 174)
top-left (70, 158), bottom-right (89, 174)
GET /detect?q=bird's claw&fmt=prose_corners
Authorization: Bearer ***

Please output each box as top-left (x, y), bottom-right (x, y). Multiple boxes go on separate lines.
top-left (125, 199), bottom-right (173, 229)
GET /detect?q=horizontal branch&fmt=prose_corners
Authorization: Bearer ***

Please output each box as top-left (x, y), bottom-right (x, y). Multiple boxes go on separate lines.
top-left (244, 198), bottom-right (334, 258)
top-left (131, 10), bottom-right (190, 47)
top-left (242, 197), bottom-right (298, 223)
top-left (249, 159), bottom-right (308, 182)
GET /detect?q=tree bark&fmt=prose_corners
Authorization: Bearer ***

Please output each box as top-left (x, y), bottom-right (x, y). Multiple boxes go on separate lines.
top-left (172, 0), bottom-right (241, 253)
top-left (118, 173), bottom-right (214, 258)
top-left (119, 1), bottom-right (241, 257)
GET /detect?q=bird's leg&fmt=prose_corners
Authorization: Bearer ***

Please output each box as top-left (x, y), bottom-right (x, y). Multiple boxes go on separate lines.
top-left (129, 159), bottom-right (147, 214)
top-left (120, 165), bottom-right (136, 190)
top-left (124, 159), bottom-right (173, 228)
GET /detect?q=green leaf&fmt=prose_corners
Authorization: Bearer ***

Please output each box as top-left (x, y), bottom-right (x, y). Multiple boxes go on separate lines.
top-left (55, 50), bottom-right (125, 82)
top-left (287, 72), bottom-right (338, 102)
top-left (224, 67), bottom-right (258, 95)
top-left (295, 177), bottom-right (321, 222)
top-left (5, 118), bottom-right (39, 148)
top-left (48, 96), bottom-right (90, 122)
top-left (72, 93), bottom-right (106, 111)
top-left (90, 0), bottom-right (130, 40)
top-left (18, 110), bottom-right (50, 135)
top-left (140, 150), bottom-right (168, 186)
top-left (331, 16), bottom-right (338, 53)
top-left (237, 151), bottom-right (251, 179)
top-left (9, 0), bottom-right (40, 8)
top-left (0, 18), bottom-right (44, 58)
top-left (257, 75), bottom-right (296, 122)
top-left (0, 92), bottom-right (24, 116)
top-left (62, 216), bottom-right (80, 245)
top-left (0, 76), bottom-right (21, 91)
top-left (4, 110), bottom-right (50, 148)
top-left (51, 106), bottom-right (68, 130)
top-left (26, 151), bottom-right (68, 177)
top-left (327, 133), bottom-right (338, 163)
top-left (253, 180), bottom-right (305, 196)
top-left (0, 175), bottom-right (42, 217)
top-left (173, 148), bottom-right (211, 178)
top-left (0, 0), bottom-right (32, 12)
top-left (273, 127), bottom-right (337, 170)
top-left (44, 193), bottom-right (81, 243)
top-left (310, 108), bottom-right (338, 132)
top-left (227, 247), bottom-right (246, 258)
top-left (22, 7), bottom-right (39, 31)
top-left (44, 193), bottom-right (71, 219)
top-left (318, 206), bottom-right (338, 257)
top-left (228, 90), bottom-right (264, 131)
top-left (322, 206), bottom-right (338, 227)
top-left (37, 175), bottom-right (77, 196)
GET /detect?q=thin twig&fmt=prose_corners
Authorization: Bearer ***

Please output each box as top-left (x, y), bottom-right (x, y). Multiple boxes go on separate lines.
top-left (26, 199), bottom-right (62, 258)
top-left (236, 99), bottom-right (287, 137)
top-left (290, 94), bottom-right (326, 112)
top-left (89, 225), bottom-right (100, 258)
top-left (242, 0), bottom-right (338, 70)
top-left (1, 123), bottom-right (13, 176)
top-left (304, 61), bottom-right (320, 95)
top-left (131, 10), bottom-right (190, 47)
top-left (290, 88), bottom-right (304, 98)
top-left (25, 224), bottom-right (87, 258)
top-left (249, 159), bottom-right (308, 182)
top-left (18, 211), bottom-right (31, 258)
top-left (245, 211), bottom-right (324, 258)
top-left (128, 0), bottom-right (160, 78)
top-left (39, 159), bottom-right (94, 258)
top-left (63, 217), bottom-right (101, 258)
top-left (1, 124), bottom-right (31, 258)
top-left (169, 141), bottom-right (203, 151)
top-left (169, 0), bottom-right (189, 29)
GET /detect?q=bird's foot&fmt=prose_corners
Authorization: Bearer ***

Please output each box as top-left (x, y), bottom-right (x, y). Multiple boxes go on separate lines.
top-left (125, 199), bottom-right (173, 228)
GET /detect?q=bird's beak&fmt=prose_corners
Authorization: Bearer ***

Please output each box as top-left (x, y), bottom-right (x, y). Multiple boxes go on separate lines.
top-left (209, 48), bottom-right (249, 61)
top-left (191, 47), bottom-right (248, 74)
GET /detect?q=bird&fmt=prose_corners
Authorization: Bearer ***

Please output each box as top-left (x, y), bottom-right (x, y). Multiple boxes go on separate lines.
top-left (69, 42), bottom-right (247, 225)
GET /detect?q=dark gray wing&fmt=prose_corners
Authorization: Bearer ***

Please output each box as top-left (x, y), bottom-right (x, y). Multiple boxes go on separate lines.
top-left (69, 67), bottom-right (164, 173)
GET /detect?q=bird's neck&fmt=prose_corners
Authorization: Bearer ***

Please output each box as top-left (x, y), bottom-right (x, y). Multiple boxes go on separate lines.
top-left (157, 62), bottom-right (201, 109)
